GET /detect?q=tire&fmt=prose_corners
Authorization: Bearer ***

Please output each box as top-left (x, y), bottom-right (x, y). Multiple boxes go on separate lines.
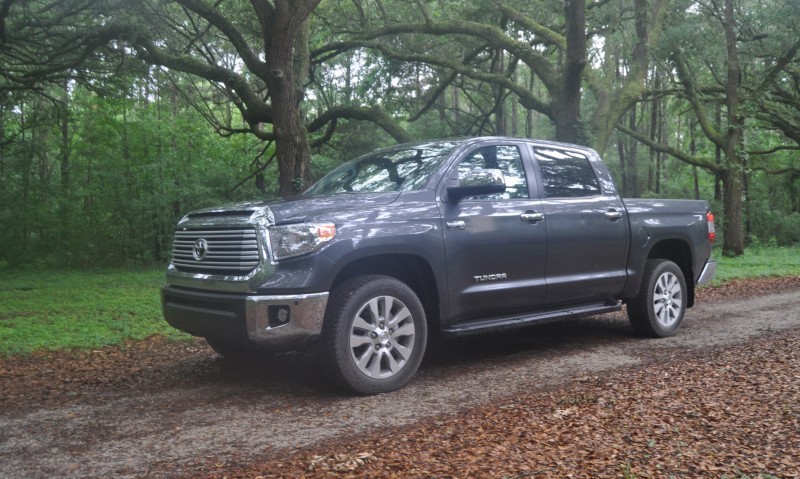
top-left (320, 275), bottom-right (427, 395)
top-left (628, 259), bottom-right (688, 338)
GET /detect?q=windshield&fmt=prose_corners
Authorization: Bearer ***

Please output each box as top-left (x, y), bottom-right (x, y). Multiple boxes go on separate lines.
top-left (305, 140), bottom-right (460, 196)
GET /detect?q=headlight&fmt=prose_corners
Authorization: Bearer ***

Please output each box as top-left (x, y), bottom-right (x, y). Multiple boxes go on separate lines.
top-left (268, 223), bottom-right (336, 261)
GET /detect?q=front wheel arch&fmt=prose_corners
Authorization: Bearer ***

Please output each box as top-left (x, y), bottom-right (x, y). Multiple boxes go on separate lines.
top-left (319, 275), bottom-right (428, 395)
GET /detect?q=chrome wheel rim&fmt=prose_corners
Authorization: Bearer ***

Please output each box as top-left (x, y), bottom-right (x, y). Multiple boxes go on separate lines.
top-left (349, 295), bottom-right (416, 379)
top-left (653, 271), bottom-right (683, 327)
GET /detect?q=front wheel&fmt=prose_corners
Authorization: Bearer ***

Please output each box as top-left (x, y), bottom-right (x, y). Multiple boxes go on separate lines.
top-left (320, 275), bottom-right (427, 395)
top-left (628, 259), bottom-right (688, 338)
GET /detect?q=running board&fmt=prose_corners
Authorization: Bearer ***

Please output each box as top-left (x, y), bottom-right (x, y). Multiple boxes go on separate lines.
top-left (441, 300), bottom-right (622, 338)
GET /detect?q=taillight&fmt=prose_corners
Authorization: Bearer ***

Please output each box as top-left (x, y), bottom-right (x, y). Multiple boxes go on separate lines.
top-left (707, 212), bottom-right (716, 243)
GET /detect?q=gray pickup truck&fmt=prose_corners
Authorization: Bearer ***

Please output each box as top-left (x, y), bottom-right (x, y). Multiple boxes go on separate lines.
top-left (162, 137), bottom-right (716, 394)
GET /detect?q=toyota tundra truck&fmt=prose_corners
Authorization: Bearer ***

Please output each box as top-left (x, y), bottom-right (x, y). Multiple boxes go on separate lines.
top-left (162, 137), bottom-right (716, 394)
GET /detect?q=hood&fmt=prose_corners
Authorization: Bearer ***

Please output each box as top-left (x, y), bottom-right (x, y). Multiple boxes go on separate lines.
top-left (184, 192), bottom-right (401, 226)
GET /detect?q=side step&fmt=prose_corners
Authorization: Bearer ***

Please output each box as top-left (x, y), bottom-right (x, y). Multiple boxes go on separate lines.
top-left (441, 300), bottom-right (622, 338)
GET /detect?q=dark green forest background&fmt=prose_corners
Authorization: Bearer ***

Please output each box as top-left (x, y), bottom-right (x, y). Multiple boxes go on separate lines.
top-left (1, 0), bottom-right (798, 269)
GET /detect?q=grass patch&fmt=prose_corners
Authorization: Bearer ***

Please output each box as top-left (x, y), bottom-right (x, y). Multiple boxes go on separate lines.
top-left (0, 268), bottom-right (190, 355)
top-left (712, 245), bottom-right (800, 284)
top-left (1, 246), bottom-right (799, 356)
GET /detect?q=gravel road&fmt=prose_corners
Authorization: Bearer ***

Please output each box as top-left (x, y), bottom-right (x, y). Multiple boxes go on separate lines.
top-left (2, 288), bottom-right (799, 478)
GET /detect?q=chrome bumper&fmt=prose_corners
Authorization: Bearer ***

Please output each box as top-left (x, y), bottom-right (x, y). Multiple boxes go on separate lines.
top-left (162, 286), bottom-right (329, 351)
top-left (245, 292), bottom-right (329, 348)
top-left (696, 259), bottom-right (717, 285)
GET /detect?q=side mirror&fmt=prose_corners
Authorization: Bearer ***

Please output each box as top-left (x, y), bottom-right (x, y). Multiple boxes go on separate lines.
top-left (446, 168), bottom-right (506, 201)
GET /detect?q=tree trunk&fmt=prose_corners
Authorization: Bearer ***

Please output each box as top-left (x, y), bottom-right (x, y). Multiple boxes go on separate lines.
top-left (453, 84), bottom-right (461, 128)
top-left (588, 0), bottom-right (666, 155)
top-left (721, 0), bottom-right (744, 256)
top-left (617, 135), bottom-right (628, 195)
top-left (631, 102), bottom-right (644, 197)
top-left (526, 72), bottom-right (534, 138)
top-left (655, 94), bottom-right (665, 195)
top-left (688, 121), bottom-right (700, 200)
top-left (267, 3), bottom-right (315, 197)
top-left (648, 74), bottom-right (659, 193)
top-left (626, 106), bottom-right (639, 197)
top-left (511, 70), bottom-right (519, 136)
top-left (492, 48), bottom-right (506, 136)
top-left (714, 104), bottom-right (723, 201)
top-left (556, 0), bottom-right (586, 144)
top-left (721, 168), bottom-right (744, 256)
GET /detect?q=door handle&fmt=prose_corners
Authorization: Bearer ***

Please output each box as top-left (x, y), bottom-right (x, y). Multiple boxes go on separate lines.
top-left (604, 210), bottom-right (624, 220)
top-left (447, 221), bottom-right (466, 231)
top-left (520, 211), bottom-right (545, 222)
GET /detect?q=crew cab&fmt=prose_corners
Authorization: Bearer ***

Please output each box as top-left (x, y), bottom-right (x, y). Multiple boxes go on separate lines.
top-left (162, 137), bottom-right (716, 394)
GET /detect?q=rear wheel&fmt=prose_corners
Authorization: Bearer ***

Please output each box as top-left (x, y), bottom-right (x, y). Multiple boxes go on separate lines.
top-left (628, 259), bottom-right (687, 337)
top-left (320, 275), bottom-right (427, 395)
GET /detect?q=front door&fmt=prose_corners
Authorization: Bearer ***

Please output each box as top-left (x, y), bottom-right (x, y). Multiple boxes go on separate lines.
top-left (440, 142), bottom-right (548, 322)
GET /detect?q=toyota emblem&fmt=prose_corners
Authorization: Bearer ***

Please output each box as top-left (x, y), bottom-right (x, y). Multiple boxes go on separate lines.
top-left (192, 238), bottom-right (209, 261)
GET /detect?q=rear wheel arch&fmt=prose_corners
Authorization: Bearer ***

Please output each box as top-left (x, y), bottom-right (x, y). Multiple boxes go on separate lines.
top-left (628, 258), bottom-right (688, 337)
top-left (641, 239), bottom-right (696, 307)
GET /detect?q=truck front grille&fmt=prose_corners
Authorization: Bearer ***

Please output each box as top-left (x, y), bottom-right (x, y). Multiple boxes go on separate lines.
top-left (171, 227), bottom-right (260, 275)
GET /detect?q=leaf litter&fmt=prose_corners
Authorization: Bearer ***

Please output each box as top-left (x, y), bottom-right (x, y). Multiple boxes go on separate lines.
top-left (1, 275), bottom-right (799, 478)
top-left (207, 327), bottom-right (800, 479)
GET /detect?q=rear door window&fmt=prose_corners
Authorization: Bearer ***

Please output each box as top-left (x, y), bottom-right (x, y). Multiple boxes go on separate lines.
top-left (535, 149), bottom-right (600, 198)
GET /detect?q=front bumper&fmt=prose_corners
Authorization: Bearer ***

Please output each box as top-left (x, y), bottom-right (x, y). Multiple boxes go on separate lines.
top-left (162, 286), bottom-right (328, 350)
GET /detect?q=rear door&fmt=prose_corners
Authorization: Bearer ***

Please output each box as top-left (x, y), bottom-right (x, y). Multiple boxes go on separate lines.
top-left (440, 141), bottom-right (548, 322)
top-left (532, 146), bottom-right (629, 305)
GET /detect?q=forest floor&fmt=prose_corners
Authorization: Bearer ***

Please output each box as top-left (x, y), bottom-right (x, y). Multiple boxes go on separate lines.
top-left (1, 276), bottom-right (799, 478)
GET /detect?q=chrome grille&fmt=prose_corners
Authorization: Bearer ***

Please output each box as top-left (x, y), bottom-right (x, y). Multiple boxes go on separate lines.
top-left (171, 227), bottom-right (260, 274)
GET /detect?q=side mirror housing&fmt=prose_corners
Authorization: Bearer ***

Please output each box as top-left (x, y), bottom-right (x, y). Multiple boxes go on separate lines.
top-left (446, 168), bottom-right (506, 202)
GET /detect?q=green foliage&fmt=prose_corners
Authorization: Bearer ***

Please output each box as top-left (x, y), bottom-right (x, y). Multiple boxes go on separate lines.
top-left (0, 269), bottom-right (189, 355)
top-left (745, 171), bottom-right (800, 246)
top-left (1, 0), bottom-right (798, 268)
top-left (711, 245), bottom-right (800, 285)
top-left (0, 81), bottom-right (269, 268)
top-left (620, 461), bottom-right (638, 479)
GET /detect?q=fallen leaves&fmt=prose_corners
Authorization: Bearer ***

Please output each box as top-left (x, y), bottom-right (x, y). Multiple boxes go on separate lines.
top-left (194, 280), bottom-right (800, 479)
top-left (2, 276), bottom-right (800, 478)
top-left (307, 452), bottom-right (376, 472)
top-left (0, 336), bottom-right (212, 412)
top-left (697, 275), bottom-right (800, 302)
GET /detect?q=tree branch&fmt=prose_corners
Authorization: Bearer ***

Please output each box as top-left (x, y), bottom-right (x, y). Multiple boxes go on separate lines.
top-left (130, 34), bottom-right (272, 125)
top-left (748, 145), bottom-right (800, 155)
top-left (313, 19), bottom-right (561, 94)
top-left (616, 123), bottom-right (724, 173)
top-left (307, 105), bottom-right (413, 143)
top-left (494, 1), bottom-right (565, 50)
top-left (671, 50), bottom-right (727, 148)
top-left (175, 0), bottom-right (268, 80)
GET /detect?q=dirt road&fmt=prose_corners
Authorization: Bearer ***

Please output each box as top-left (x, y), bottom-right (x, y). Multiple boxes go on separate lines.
top-left (1, 284), bottom-right (799, 478)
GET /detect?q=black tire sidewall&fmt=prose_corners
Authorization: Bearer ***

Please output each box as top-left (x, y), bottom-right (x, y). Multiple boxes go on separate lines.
top-left (630, 259), bottom-right (687, 337)
top-left (321, 275), bottom-right (428, 395)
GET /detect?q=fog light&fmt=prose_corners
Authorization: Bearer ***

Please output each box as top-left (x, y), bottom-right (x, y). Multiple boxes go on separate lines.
top-left (268, 306), bottom-right (291, 328)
